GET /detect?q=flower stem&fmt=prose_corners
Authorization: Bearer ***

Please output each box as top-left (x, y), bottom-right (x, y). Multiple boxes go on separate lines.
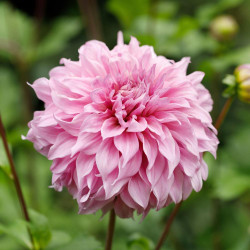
top-left (105, 209), bottom-right (116, 250)
top-left (214, 97), bottom-right (234, 130)
top-left (155, 97), bottom-right (234, 250)
top-left (0, 115), bottom-right (34, 248)
top-left (155, 202), bottom-right (182, 250)
top-left (77, 0), bottom-right (102, 40)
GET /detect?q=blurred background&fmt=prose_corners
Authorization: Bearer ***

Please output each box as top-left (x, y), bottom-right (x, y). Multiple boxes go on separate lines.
top-left (0, 0), bottom-right (250, 249)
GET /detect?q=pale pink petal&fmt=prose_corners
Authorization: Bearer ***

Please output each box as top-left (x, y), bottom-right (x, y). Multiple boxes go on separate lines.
top-left (48, 132), bottom-right (76, 160)
top-left (128, 174), bottom-right (150, 209)
top-left (96, 139), bottom-right (119, 179)
top-left (29, 78), bottom-right (52, 103)
top-left (101, 117), bottom-right (125, 139)
top-left (114, 132), bottom-right (139, 166)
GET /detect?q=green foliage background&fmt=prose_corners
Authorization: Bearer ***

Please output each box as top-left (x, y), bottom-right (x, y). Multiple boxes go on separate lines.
top-left (0, 0), bottom-right (249, 249)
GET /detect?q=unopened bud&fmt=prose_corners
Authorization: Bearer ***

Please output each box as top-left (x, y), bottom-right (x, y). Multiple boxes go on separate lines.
top-left (234, 64), bottom-right (250, 103)
top-left (238, 79), bottom-right (250, 103)
top-left (210, 15), bottom-right (238, 41)
top-left (234, 64), bottom-right (250, 83)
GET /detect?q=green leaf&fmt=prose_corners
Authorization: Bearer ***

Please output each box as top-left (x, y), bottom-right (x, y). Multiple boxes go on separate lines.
top-left (213, 167), bottom-right (250, 200)
top-left (0, 2), bottom-right (35, 62)
top-left (46, 230), bottom-right (71, 249)
top-left (210, 45), bottom-right (250, 71)
top-left (155, 1), bottom-right (178, 20)
top-left (107, 0), bottom-right (150, 28)
top-left (0, 220), bottom-right (32, 249)
top-left (222, 87), bottom-right (235, 98)
top-left (59, 235), bottom-right (102, 250)
top-left (0, 139), bottom-right (13, 179)
top-left (0, 224), bottom-right (5, 234)
top-left (127, 233), bottom-right (154, 250)
top-left (222, 74), bottom-right (236, 86)
top-left (0, 68), bottom-right (23, 128)
top-left (197, 0), bottom-right (244, 26)
top-left (28, 209), bottom-right (52, 249)
top-left (35, 17), bottom-right (82, 61)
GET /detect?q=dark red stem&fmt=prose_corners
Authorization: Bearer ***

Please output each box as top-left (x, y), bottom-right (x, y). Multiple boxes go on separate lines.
top-left (155, 202), bottom-right (182, 250)
top-left (105, 209), bottom-right (116, 250)
top-left (214, 97), bottom-right (234, 130)
top-left (0, 115), bottom-right (34, 248)
top-left (77, 0), bottom-right (102, 40)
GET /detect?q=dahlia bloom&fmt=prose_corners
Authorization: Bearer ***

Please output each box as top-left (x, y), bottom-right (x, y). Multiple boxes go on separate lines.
top-left (25, 32), bottom-right (218, 218)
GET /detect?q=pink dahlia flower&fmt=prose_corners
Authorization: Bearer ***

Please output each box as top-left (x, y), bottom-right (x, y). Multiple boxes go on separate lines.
top-left (25, 32), bottom-right (218, 218)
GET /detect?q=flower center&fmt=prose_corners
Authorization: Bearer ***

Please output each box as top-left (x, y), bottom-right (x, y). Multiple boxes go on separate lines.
top-left (114, 79), bottom-right (148, 100)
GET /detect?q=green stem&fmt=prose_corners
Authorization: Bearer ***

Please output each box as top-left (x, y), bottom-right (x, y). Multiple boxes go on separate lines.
top-left (105, 209), bottom-right (116, 250)
top-left (154, 97), bottom-right (234, 250)
top-left (0, 115), bottom-right (35, 248)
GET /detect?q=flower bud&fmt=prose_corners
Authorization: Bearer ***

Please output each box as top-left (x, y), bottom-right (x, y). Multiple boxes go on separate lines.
top-left (234, 64), bottom-right (250, 83)
top-left (210, 15), bottom-right (238, 41)
top-left (234, 64), bottom-right (250, 103)
top-left (238, 79), bottom-right (250, 103)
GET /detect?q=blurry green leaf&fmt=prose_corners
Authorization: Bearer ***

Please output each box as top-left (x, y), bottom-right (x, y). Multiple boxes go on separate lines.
top-left (0, 220), bottom-right (32, 249)
top-left (0, 139), bottom-right (13, 179)
top-left (210, 45), bottom-right (250, 71)
top-left (175, 16), bottom-right (199, 38)
top-left (228, 235), bottom-right (250, 250)
top-left (35, 17), bottom-right (82, 61)
top-left (197, 0), bottom-right (244, 26)
top-left (47, 230), bottom-right (71, 249)
top-left (176, 31), bottom-right (218, 56)
top-left (222, 74), bottom-right (236, 86)
top-left (107, 0), bottom-right (150, 28)
top-left (130, 16), bottom-right (177, 38)
top-left (155, 1), bottom-right (178, 20)
top-left (0, 224), bottom-right (5, 234)
top-left (59, 235), bottom-right (102, 250)
top-left (127, 16), bottom-right (177, 53)
top-left (222, 74), bottom-right (237, 97)
top-left (0, 2), bottom-right (34, 62)
top-left (213, 167), bottom-right (250, 200)
top-left (0, 68), bottom-right (23, 127)
top-left (222, 85), bottom-right (236, 98)
top-left (28, 209), bottom-right (52, 249)
top-left (226, 127), bottom-right (250, 169)
top-left (0, 3), bottom-right (82, 64)
top-left (127, 233), bottom-right (154, 250)
top-left (0, 171), bottom-right (20, 225)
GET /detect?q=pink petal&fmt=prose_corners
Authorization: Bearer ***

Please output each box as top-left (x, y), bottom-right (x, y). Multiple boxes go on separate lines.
top-left (71, 132), bottom-right (101, 156)
top-left (81, 114), bottom-right (106, 133)
top-left (128, 174), bottom-right (150, 209)
top-left (127, 117), bottom-right (147, 132)
top-left (76, 153), bottom-right (95, 187)
top-left (48, 132), bottom-right (76, 160)
top-left (153, 167), bottom-right (174, 209)
top-left (96, 139), bottom-right (119, 179)
top-left (117, 150), bottom-right (142, 180)
top-left (29, 78), bottom-right (52, 103)
top-left (140, 132), bottom-right (158, 169)
top-left (146, 153), bottom-right (165, 187)
top-left (101, 117), bottom-right (125, 139)
top-left (170, 168), bottom-right (184, 203)
top-left (114, 132), bottom-right (139, 166)
top-left (146, 116), bottom-right (164, 136)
